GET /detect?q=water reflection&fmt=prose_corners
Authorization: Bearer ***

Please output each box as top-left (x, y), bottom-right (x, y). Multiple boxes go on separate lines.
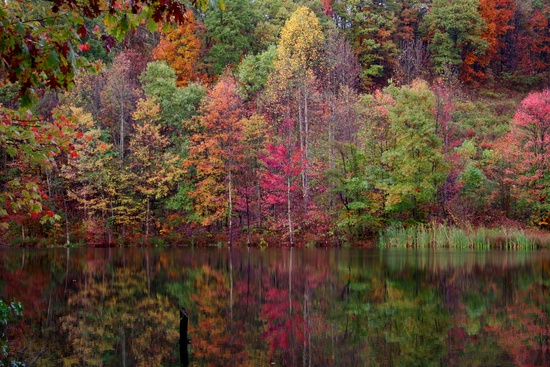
top-left (1, 248), bottom-right (549, 366)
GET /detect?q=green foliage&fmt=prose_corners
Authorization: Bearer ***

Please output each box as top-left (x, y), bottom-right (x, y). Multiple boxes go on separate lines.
top-left (0, 299), bottom-right (23, 366)
top-left (382, 80), bottom-right (448, 220)
top-left (423, 0), bottom-right (489, 74)
top-left (203, 0), bottom-right (262, 75)
top-left (251, 0), bottom-right (298, 50)
top-left (332, 0), bottom-right (398, 87)
top-left (237, 46), bottom-right (277, 99)
top-left (331, 144), bottom-right (384, 236)
top-left (140, 61), bottom-right (179, 103)
top-left (140, 61), bottom-right (207, 137)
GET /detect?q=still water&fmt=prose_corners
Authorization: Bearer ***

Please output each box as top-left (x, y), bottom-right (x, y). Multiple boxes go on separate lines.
top-left (1, 247), bottom-right (549, 366)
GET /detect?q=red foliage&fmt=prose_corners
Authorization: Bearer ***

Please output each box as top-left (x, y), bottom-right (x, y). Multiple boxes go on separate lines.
top-left (516, 9), bottom-right (550, 76)
top-left (260, 144), bottom-right (302, 205)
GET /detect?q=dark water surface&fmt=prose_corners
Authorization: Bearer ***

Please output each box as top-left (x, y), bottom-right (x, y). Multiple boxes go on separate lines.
top-left (1, 247), bottom-right (549, 366)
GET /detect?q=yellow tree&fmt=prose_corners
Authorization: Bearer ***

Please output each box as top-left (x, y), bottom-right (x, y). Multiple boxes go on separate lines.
top-left (267, 6), bottom-right (324, 209)
top-left (129, 98), bottom-right (183, 237)
top-left (238, 114), bottom-right (269, 244)
top-left (59, 107), bottom-right (140, 243)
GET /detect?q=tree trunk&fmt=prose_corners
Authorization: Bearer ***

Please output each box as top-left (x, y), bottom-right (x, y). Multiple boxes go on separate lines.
top-left (304, 84), bottom-right (310, 209)
top-left (228, 170), bottom-right (233, 246)
top-left (180, 308), bottom-right (189, 367)
top-left (145, 196), bottom-right (150, 238)
top-left (298, 89), bottom-right (306, 202)
top-left (289, 247), bottom-right (293, 314)
top-left (287, 176), bottom-right (294, 247)
top-left (246, 188), bottom-right (251, 246)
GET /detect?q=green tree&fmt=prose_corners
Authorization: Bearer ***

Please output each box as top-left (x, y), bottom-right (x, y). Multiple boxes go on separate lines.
top-left (139, 61), bottom-right (207, 137)
top-left (251, 0), bottom-right (298, 51)
top-left (382, 80), bottom-right (448, 221)
top-left (203, 0), bottom-right (261, 75)
top-left (332, 0), bottom-right (398, 88)
top-left (423, 0), bottom-right (489, 78)
top-left (237, 45), bottom-right (277, 100)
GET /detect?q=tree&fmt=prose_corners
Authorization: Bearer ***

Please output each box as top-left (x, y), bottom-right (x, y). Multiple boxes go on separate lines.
top-left (59, 107), bottom-right (118, 243)
top-left (424, 0), bottom-right (490, 81)
top-left (332, 0), bottom-right (398, 88)
top-left (139, 61), bottom-right (207, 135)
top-left (506, 90), bottom-right (550, 224)
top-left (514, 7), bottom-right (550, 82)
top-left (237, 46), bottom-right (277, 100)
top-left (99, 53), bottom-right (141, 164)
top-left (251, 0), bottom-right (298, 51)
top-left (477, 0), bottom-right (515, 74)
top-left (0, 108), bottom-right (72, 232)
top-left (320, 29), bottom-right (360, 169)
top-left (331, 144), bottom-right (384, 237)
top-left (129, 98), bottom-right (183, 237)
top-left (203, 0), bottom-right (261, 75)
top-left (267, 6), bottom-right (325, 209)
top-left (260, 144), bottom-right (303, 246)
top-left (186, 75), bottom-right (244, 243)
top-left (382, 80), bottom-right (448, 221)
top-left (236, 114), bottom-right (270, 245)
top-left (152, 10), bottom-right (205, 86)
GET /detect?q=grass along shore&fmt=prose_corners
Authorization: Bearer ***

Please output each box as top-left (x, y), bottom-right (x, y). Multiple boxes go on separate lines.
top-left (379, 223), bottom-right (550, 249)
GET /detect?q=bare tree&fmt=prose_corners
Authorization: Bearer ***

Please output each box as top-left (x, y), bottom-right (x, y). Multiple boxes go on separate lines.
top-left (396, 38), bottom-right (429, 85)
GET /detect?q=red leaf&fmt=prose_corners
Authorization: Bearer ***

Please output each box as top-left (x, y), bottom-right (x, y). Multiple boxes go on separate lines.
top-left (77, 25), bottom-right (88, 39)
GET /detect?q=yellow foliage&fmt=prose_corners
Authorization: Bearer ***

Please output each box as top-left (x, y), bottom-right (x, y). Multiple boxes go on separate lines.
top-left (274, 6), bottom-right (324, 79)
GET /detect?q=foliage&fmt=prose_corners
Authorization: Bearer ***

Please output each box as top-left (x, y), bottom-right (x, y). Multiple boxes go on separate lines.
top-left (186, 75), bottom-right (244, 228)
top-left (382, 80), bottom-right (448, 221)
top-left (152, 10), bottom-right (205, 86)
top-left (0, 299), bottom-right (23, 367)
top-left (260, 144), bottom-right (303, 245)
top-left (203, 0), bottom-right (262, 75)
top-left (2, 0), bottom-right (550, 246)
top-left (331, 144), bottom-right (384, 236)
top-left (424, 0), bottom-right (490, 78)
top-left (0, 108), bottom-right (71, 230)
top-left (237, 46), bottom-right (277, 99)
top-left (505, 90), bottom-right (550, 225)
top-left (332, 0), bottom-right (398, 88)
top-left (0, 0), bottom-right (206, 105)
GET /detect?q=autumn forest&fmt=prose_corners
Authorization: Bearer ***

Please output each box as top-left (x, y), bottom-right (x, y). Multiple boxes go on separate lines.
top-left (1, 0), bottom-right (550, 246)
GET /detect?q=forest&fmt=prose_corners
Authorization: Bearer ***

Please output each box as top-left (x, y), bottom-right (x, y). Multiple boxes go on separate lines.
top-left (1, 0), bottom-right (550, 246)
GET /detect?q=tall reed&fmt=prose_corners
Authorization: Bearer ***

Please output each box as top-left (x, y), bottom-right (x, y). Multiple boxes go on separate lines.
top-left (379, 223), bottom-right (539, 249)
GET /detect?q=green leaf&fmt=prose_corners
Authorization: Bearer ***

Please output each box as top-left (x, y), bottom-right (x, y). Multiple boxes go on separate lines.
top-left (46, 51), bottom-right (60, 69)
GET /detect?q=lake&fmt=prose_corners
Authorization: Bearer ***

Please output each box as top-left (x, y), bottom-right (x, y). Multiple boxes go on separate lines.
top-left (1, 247), bottom-right (549, 366)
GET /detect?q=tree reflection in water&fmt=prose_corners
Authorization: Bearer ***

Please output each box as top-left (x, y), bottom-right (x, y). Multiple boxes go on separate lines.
top-left (0, 247), bottom-right (549, 366)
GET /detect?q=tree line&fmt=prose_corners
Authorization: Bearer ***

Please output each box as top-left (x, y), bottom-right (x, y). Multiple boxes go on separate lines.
top-left (1, 0), bottom-right (549, 246)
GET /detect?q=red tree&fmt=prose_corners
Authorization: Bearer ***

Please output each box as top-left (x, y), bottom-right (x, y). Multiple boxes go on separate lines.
top-left (505, 90), bottom-right (550, 224)
top-left (260, 144), bottom-right (303, 246)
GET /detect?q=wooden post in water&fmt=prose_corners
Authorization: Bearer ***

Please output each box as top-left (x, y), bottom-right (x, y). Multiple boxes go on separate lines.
top-left (180, 307), bottom-right (189, 367)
